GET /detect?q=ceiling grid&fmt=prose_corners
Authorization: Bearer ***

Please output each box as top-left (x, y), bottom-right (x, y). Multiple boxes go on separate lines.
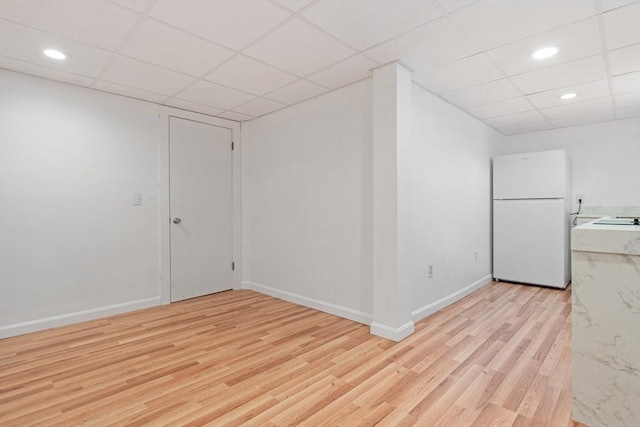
top-left (0, 0), bottom-right (637, 134)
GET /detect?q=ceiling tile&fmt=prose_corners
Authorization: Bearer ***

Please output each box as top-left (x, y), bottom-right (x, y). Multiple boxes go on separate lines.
top-left (92, 80), bottom-right (168, 103)
top-left (111, 0), bottom-right (151, 13)
top-left (526, 79), bottom-right (610, 109)
top-left (601, 0), bottom-right (637, 12)
top-left (549, 109), bottom-right (615, 128)
top-left (412, 53), bottom-right (503, 94)
top-left (615, 90), bottom-right (640, 108)
top-left (100, 55), bottom-right (195, 95)
top-left (219, 111), bottom-right (254, 121)
top-left (120, 18), bottom-right (234, 77)
top-left (616, 105), bottom-right (640, 118)
top-left (450, 0), bottom-right (597, 50)
top-left (264, 79), bottom-right (328, 104)
top-left (301, 1), bottom-right (442, 50)
top-left (510, 55), bottom-right (606, 94)
top-left (0, 56), bottom-right (94, 87)
top-left (232, 97), bottom-right (286, 116)
top-left (487, 18), bottom-right (602, 76)
top-left (150, 0), bottom-right (291, 50)
top-left (484, 110), bottom-right (546, 128)
top-left (273, 1), bottom-right (313, 13)
top-left (611, 71), bottom-right (640, 93)
top-left (0, 20), bottom-right (113, 77)
top-left (442, 78), bottom-right (522, 108)
top-left (174, 80), bottom-right (255, 110)
top-left (306, 54), bottom-right (377, 89)
top-left (602, 2), bottom-right (640, 49)
top-left (438, 1), bottom-right (477, 13)
top-left (365, 17), bottom-right (479, 72)
top-left (204, 54), bottom-right (297, 96)
top-left (243, 18), bottom-right (355, 76)
top-left (162, 98), bottom-right (225, 117)
top-left (541, 97), bottom-right (613, 119)
top-left (467, 97), bottom-right (534, 119)
top-left (608, 44), bottom-right (640, 76)
top-left (0, 0), bottom-right (139, 51)
top-left (496, 120), bottom-right (553, 135)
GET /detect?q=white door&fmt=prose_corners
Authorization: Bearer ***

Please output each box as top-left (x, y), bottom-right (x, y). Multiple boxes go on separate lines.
top-left (493, 199), bottom-right (567, 288)
top-left (169, 117), bottom-right (233, 302)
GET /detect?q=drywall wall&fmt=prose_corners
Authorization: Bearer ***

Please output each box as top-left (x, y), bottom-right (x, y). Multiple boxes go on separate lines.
top-left (242, 79), bottom-right (373, 323)
top-left (406, 84), bottom-right (500, 318)
top-left (495, 118), bottom-right (640, 210)
top-left (0, 70), bottom-right (162, 334)
top-left (243, 78), bottom-right (503, 328)
top-left (370, 62), bottom-right (415, 341)
top-left (0, 70), bottom-right (240, 337)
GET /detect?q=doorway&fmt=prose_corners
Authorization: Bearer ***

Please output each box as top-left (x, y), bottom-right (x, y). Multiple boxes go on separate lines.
top-left (169, 117), bottom-right (233, 302)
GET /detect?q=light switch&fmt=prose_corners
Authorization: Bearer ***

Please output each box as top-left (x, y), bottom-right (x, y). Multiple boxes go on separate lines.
top-left (132, 192), bottom-right (143, 206)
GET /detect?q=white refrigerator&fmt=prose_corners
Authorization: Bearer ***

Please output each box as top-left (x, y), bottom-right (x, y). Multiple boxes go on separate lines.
top-left (492, 150), bottom-right (570, 289)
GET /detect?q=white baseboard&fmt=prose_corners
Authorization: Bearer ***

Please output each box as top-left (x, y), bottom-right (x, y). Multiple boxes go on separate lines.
top-left (243, 275), bottom-right (491, 340)
top-left (0, 296), bottom-right (161, 338)
top-left (411, 274), bottom-right (493, 323)
top-left (370, 321), bottom-right (415, 342)
top-left (243, 281), bottom-right (372, 325)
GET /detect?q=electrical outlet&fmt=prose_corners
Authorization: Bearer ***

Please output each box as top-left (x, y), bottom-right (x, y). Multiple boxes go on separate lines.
top-left (575, 193), bottom-right (585, 205)
top-left (428, 264), bottom-right (433, 278)
top-left (474, 251), bottom-right (478, 262)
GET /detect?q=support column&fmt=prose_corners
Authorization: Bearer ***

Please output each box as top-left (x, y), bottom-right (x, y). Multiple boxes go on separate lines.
top-left (370, 62), bottom-right (414, 342)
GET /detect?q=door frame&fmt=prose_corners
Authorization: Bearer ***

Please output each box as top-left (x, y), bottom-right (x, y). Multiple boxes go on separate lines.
top-left (158, 108), bottom-right (242, 305)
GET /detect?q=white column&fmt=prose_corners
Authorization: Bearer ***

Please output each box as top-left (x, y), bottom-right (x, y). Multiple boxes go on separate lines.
top-left (370, 62), bottom-right (414, 341)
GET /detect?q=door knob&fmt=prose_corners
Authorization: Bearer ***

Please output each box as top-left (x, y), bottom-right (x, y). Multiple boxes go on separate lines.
top-left (172, 218), bottom-right (182, 224)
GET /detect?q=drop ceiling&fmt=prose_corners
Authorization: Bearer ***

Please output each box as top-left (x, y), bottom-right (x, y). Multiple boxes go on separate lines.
top-left (0, 0), bottom-right (638, 134)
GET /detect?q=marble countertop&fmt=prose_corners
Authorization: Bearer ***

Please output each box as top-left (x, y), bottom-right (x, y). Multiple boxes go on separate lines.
top-left (572, 217), bottom-right (640, 255)
top-left (579, 205), bottom-right (640, 216)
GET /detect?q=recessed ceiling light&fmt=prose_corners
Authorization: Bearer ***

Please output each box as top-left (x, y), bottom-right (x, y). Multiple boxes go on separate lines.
top-left (531, 46), bottom-right (558, 60)
top-left (43, 49), bottom-right (67, 60)
top-left (560, 93), bottom-right (577, 100)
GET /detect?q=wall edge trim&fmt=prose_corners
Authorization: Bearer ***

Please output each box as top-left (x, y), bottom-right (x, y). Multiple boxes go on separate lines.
top-left (242, 281), bottom-right (372, 326)
top-left (370, 321), bottom-right (415, 342)
top-left (0, 296), bottom-right (161, 338)
top-left (411, 274), bottom-right (493, 323)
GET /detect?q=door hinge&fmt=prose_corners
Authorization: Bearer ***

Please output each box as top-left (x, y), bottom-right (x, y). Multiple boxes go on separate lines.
top-left (231, 141), bottom-right (235, 151)
top-left (232, 262), bottom-right (235, 271)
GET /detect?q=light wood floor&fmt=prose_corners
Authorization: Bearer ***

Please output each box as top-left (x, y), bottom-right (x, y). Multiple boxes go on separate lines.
top-left (0, 282), bottom-right (572, 426)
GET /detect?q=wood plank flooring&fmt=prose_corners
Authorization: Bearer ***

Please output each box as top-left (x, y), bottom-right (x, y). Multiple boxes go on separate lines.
top-left (0, 282), bottom-right (572, 426)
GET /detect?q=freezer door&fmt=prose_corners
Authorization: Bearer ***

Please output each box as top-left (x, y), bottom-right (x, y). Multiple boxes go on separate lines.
top-left (493, 150), bottom-right (567, 199)
top-left (493, 199), bottom-right (568, 288)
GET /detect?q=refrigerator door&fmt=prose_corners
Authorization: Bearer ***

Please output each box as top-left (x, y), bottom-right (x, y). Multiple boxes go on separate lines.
top-left (493, 150), bottom-right (567, 200)
top-left (493, 199), bottom-right (568, 288)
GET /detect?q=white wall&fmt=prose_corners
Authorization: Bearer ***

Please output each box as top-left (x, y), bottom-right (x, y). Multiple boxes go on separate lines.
top-left (405, 84), bottom-right (500, 317)
top-left (242, 79), bottom-right (502, 328)
top-left (242, 80), bottom-right (373, 323)
top-left (0, 70), bottom-right (240, 337)
top-left (0, 70), bottom-right (161, 333)
top-left (0, 67), bottom-right (505, 340)
top-left (495, 118), bottom-right (640, 210)
top-left (370, 62), bottom-right (415, 340)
